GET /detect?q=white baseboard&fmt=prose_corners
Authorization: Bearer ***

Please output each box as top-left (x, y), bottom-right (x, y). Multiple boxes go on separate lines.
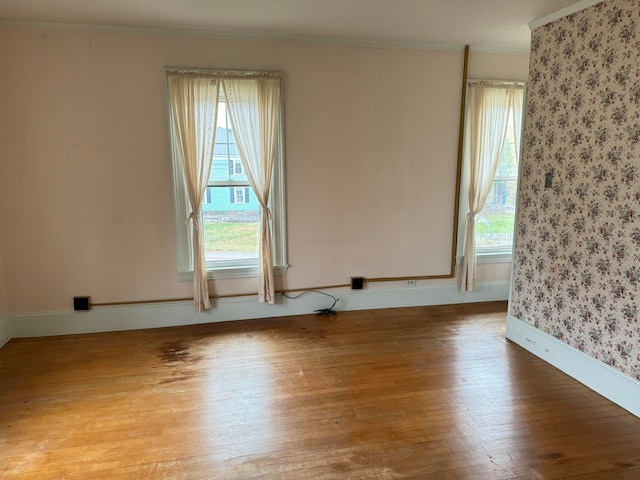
top-left (506, 315), bottom-right (640, 418)
top-left (7, 281), bottom-right (509, 339)
top-left (0, 316), bottom-right (11, 348)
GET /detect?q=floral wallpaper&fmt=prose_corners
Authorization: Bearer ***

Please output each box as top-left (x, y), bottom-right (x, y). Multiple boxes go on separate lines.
top-left (510, 0), bottom-right (640, 380)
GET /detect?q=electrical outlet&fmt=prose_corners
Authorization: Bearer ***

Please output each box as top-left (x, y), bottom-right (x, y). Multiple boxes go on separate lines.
top-left (405, 280), bottom-right (417, 287)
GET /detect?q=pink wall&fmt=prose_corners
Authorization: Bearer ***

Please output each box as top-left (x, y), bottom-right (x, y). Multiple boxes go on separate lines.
top-left (0, 253), bottom-right (7, 319)
top-left (467, 51), bottom-right (530, 81)
top-left (0, 26), bottom-right (528, 314)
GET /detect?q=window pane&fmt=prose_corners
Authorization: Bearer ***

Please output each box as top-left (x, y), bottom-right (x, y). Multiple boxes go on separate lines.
top-left (209, 153), bottom-right (231, 182)
top-left (210, 103), bottom-right (248, 183)
top-left (214, 143), bottom-right (229, 156)
top-left (203, 187), bottom-right (259, 262)
top-left (216, 103), bottom-right (229, 141)
top-left (205, 99), bottom-right (255, 261)
top-left (475, 112), bottom-right (518, 250)
top-left (475, 180), bottom-right (517, 249)
top-left (495, 122), bottom-right (518, 179)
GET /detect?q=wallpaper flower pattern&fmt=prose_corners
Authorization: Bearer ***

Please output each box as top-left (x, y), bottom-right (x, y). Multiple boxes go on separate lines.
top-left (510, 0), bottom-right (640, 380)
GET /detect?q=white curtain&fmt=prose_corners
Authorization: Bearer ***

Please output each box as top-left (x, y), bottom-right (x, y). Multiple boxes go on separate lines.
top-left (167, 73), bottom-right (220, 312)
top-left (222, 77), bottom-right (281, 304)
top-left (512, 87), bottom-right (524, 163)
top-left (460, 84), bottom-right (513, 292)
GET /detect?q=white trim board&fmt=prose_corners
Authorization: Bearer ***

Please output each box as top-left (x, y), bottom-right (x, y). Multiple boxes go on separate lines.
top-left (0, 317), bottom-right (11, 348)
top-left (529, 0), bottom-right (606, 31)
top-left (506, 315), bottom-right (640, 418)
top-left (7, 281), bottom-right (509, 339)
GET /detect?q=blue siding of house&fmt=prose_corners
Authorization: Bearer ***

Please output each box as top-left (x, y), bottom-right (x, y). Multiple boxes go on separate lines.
top-left (203, 185), bottom-right (259, 213)
top-left (202, 127), bottom-right (259, 218)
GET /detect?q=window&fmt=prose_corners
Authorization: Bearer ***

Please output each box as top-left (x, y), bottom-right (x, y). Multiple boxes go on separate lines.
top-left (474, 110), bottom-right (519, 252)
top-left (203, 100), bottom-right (258, 265)
top-left (231, 187), bottom-right (250, 204)
top-left (457, 81), bottom-right (525, 264)
top-left (168, 71), bottom-right (287, 280)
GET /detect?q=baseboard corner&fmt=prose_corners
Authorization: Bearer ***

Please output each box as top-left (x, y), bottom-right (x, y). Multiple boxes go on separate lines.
top-left (0, 316), bottom-right (12, 348)
top-left (506, 314), bottom-right (640, 418)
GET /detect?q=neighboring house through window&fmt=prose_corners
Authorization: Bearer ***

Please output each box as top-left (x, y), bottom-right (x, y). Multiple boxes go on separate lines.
top-left (167, 70), bottom-right (287, 280)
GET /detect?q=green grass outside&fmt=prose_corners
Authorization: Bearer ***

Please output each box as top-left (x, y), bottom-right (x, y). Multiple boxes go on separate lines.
top-left (204, 222), bottom-right (259, 252)
top-left (202, 215), bottom-right (513, 253)
top-left (475, 213), bottom-right (515, 235)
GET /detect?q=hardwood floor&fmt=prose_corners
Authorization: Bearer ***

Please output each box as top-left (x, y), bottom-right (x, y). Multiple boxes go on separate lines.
top-left (1, 301), bottom-right (640, 479)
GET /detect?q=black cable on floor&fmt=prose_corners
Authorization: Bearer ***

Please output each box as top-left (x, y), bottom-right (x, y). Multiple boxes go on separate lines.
top-left (282, 290), bottom-right (339, 316)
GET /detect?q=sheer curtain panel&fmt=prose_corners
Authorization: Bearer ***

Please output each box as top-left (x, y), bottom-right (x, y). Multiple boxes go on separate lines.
top-left (167, 73), bottom-right (220, 312)
top-left (222, 77), bottom-right (281, 304)
top-left (512, 87), bottom-right (524, 162)
top-left (460, 83), bottom-right (513, 292)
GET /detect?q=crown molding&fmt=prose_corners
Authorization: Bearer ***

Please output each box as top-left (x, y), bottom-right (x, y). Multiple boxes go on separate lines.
top-left (529, 0), bottom-right (606, 31)
top-left (0, 19), bottom-right (530, 54)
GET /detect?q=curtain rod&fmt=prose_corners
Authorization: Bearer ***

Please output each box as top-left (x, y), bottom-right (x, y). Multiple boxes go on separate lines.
top-left (165, 67), bottom-right (284, 78)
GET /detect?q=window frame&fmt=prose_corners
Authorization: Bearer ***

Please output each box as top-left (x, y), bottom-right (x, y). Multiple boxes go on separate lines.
top-left (167, 69), bottom-right (288, 281)
top-left (456, 79), bottom-right (526, 265)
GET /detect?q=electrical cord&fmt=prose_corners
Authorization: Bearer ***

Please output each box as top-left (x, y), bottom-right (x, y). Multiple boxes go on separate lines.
top-left (282, 290), bottom-right (339, 316)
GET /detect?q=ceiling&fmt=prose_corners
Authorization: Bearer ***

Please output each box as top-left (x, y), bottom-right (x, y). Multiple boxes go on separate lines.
top-left (0, 0), bottom-right (584, 52)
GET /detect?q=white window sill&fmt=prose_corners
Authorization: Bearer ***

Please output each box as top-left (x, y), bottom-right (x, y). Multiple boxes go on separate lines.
top-left (456, 251), bottom-right (513, 265)
top-left (178, 264), bottom-right (289, 282)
